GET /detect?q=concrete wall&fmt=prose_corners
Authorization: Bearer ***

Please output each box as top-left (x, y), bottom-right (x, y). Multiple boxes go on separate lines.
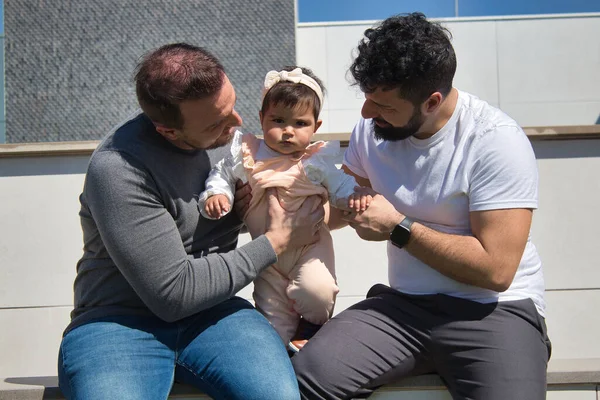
top-left (3, 0), bottom-right (295, 143)
top-left (1, 138), bottom-right (599, 377)
top-left (297, 14), bottom-right (600, 133)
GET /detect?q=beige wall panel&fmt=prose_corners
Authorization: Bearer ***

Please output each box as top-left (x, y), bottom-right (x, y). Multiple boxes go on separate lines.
top-left (0, 307), bottom-right (71, 377)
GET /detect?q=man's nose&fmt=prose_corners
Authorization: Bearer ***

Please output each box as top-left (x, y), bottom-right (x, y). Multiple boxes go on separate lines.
top-left (361, 99), bottom-right (378, 120)
top-left (231, 110), bottom-right (243, 127)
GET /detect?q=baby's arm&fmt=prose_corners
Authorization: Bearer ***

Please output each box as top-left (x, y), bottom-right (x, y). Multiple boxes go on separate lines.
top-left (204, 194), bottom-right (231, 219)
top-left (303, 141), bottom-right (360, 210)
top-left (198, 131), bottom-right (246, 219)
top-left (322, 165), bottom-right (363, 211)
top-left (199, 159), bottom-right (236, 219)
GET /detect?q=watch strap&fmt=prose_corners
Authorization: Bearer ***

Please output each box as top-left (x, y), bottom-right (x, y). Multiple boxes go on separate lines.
top-left (390, 216), bottom-right (414, 249)
top-left (399, 216), bottom-right (414, 230)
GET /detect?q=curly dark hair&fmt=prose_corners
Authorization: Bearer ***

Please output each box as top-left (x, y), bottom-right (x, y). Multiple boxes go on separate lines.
top-left (350, 12), bottom-right (456, 105)
top-left (261, 66), bottom-right (326, 121)
top-left (134, 43), bottom-right (225, 129)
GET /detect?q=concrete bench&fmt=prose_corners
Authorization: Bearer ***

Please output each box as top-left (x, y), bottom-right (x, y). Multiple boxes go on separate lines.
top-left (2, 359), bottom-right (599, 400)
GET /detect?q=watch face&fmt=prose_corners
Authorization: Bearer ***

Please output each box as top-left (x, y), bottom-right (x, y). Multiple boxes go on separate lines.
top-left (390, 223), bottom-right (410, 249)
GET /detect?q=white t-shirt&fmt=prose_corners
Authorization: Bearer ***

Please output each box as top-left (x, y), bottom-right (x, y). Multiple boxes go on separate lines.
top-left (344, 90), bottom-right (546, 315)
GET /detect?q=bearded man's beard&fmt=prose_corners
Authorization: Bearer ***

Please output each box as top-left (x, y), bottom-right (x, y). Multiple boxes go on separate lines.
top-left (372, 108), bottom-right (424, 141)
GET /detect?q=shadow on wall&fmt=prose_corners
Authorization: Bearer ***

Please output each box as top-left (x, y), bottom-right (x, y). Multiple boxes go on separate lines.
top-left (596, 114), bottom-right (600, 124)
top-left (0, 155), bottom-right (90, 177)
top-left (532, 140), bottom-right (600, 160)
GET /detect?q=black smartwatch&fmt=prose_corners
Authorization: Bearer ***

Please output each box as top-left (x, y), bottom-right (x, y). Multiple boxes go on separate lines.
top-left (390, 217), bottom-right (414, 249)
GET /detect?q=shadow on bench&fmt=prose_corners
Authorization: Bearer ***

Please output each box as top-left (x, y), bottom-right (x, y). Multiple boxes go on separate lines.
top-left (2, 359), bottom-right (600, 399)
top-left (2, 377), bottom-right (212, 399)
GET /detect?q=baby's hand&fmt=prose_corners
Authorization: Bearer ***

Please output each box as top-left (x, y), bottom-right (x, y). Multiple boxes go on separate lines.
top-left (205, 194), bottom-right (231, 219)
top-left (348, 187), bottom-right (373, 213)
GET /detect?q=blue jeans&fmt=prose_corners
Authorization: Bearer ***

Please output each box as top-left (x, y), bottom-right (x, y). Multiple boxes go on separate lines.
top-left (58, 297), bottom-right (299, 400)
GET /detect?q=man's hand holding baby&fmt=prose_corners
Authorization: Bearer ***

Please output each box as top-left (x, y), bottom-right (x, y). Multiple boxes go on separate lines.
top-left (343, 187), bottom-right (404, 242)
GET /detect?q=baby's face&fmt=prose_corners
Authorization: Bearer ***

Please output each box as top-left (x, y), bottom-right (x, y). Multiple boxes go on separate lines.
top-left (260, 103), bottom-right (319, 155)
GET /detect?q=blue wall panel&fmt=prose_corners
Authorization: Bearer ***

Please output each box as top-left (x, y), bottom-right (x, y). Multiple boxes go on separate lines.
top-left (298, 0), bottom-right (455, 22)
top-left (458, 0), bottom-right (600, 17)
top-left (299, 0), bottom-right (600, 23)
top-left (1, 1), bottom-right (4, 143)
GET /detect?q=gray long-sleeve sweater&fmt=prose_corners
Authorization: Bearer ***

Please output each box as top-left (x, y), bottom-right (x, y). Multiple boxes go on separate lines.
top-left (66, 112), bottom-right (277, 333)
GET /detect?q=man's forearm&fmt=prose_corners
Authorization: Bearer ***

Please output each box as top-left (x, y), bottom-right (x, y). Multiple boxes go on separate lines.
top-left (343, 189), bottom-right (522, 291)
top-left (405, 223), bottom-right (516, 292)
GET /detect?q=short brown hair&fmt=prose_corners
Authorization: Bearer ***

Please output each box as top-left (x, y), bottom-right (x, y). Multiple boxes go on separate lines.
top-left (260, 66), bottom-right (325, 121)
top-left (134, 43), bottom-right (225, 129)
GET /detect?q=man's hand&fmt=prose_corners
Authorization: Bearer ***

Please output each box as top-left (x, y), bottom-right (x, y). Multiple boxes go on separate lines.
top-left (264, 188), bottom-right (325, 255)
top-left (233, 180), bottom-right (252, 218)
top-left (205, 194), bottom-right (231, 219)
top-left (342, 187), bottom-right (404, 241)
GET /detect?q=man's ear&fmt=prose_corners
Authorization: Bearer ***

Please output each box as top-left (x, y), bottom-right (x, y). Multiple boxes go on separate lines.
top-left (314, 119), bottom-right (323, 133)
top-left (154, 123), bottom-right (179, 141)
top-left (422, 92), bottom-right (443, 115)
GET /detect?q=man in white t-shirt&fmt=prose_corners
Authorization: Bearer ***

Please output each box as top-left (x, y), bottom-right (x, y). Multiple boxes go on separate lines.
top-left (292, 12), bottom-right (551, 400)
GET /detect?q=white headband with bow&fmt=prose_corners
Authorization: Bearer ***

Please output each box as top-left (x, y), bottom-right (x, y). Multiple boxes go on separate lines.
top-left (262, 68), bottom-right (324, 112)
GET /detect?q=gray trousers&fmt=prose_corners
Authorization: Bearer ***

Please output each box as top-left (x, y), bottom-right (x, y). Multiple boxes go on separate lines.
top-left (292, 284), bottom-right (552, 400)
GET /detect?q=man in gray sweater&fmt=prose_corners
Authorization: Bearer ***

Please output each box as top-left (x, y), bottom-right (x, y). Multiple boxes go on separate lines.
top-left (57, 43), bottom-right (323, 400)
